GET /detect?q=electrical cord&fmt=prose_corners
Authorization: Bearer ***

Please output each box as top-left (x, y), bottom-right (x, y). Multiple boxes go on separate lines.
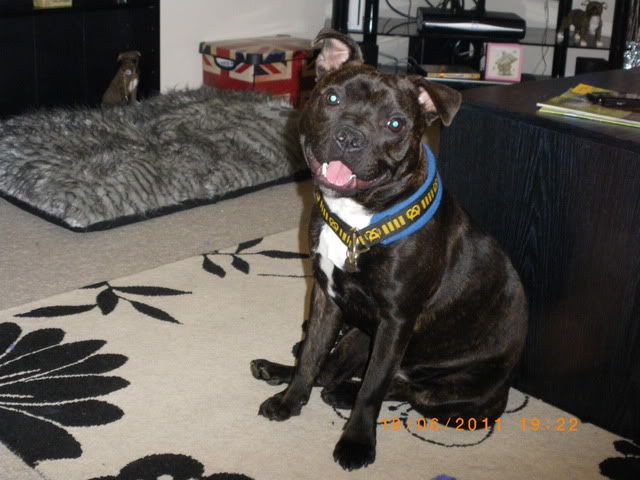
top-left (379, 54), bottom-right (425, 75)
top-left (453, 40), bottom-right (475, 58)
top-left (385, 20), bottom-right (414, 34)
top-left (382, 0), bottom-right (487, 71)
top-left (532, 0), bottom-right (551, 75)
top-left (441, 0), bottom-right (465, 10)
top-left (425, 1), bottom-right (484, 11)
top-left (378, 51), bottom-right (401, 73)
top-left (407, 57), bottom-right (427, 75)
top-left (385, 0), bottom-right (416, 20)
top-left (381, 0), bottom-right (414, 35)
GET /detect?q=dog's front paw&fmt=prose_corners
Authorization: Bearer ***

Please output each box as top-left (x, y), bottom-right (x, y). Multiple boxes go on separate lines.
top-left (258, 392), bottom-right (302, 421)
top-left (333, 434), bottom-right (376, 470)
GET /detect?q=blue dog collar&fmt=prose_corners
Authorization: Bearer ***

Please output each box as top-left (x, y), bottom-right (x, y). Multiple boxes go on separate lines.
top-left (371, 144), bottom-right (442, 245)
top-left (315, 144), bottom-right (443, 270)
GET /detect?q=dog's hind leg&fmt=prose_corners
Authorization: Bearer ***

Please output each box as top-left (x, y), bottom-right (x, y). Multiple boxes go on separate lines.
top-left (250, 359), bottom-right (294, 385)
top-left (252, 327), bottom-right (370, 388)
top-left (320, 364), bottom-right (513, 422)
top-left (319, 328), bottom-right (371, 409)
top-left (250, 320), bottom-right (312, 385)
top-left (395, 365), bottom-right (513, 425)
top-left (319, 328), bottom-right (370, 384)
top-left (321, 363), bottom-right (416, 410)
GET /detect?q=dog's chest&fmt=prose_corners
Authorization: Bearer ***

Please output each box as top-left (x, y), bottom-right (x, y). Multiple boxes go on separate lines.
top-left (315, 196), bottom-right (372, 295)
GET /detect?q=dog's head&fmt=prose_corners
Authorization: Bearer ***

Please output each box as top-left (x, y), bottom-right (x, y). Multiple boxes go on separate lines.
top-left (584, 1), bottom-right (605, 16)
top-left (117, 51), bottom-right (141, 77)
top-left (300, 29), bottom-right (461, 207)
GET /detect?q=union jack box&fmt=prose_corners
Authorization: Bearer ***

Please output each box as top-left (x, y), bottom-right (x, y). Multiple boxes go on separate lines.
top-left (199, 35), bottom-right (316, 107)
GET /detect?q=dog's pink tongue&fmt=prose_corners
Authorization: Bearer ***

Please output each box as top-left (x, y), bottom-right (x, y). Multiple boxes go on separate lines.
top-left (325, 161), bottom-right (354, 186)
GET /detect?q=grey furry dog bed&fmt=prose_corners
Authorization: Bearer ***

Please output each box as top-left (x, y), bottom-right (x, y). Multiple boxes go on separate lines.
top-left (0, 88), bottom-right (306, 231)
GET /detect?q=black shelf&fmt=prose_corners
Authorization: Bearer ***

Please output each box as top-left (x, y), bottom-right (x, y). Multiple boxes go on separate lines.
top-left (332, 0), bottom-right (629, 78)
top-left (374, 22), bottom-right (613, 51)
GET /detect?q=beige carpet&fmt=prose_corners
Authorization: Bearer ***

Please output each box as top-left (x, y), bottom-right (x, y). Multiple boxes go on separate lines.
top-left (0, 180), bottom-right (312, 311)
top-left (0, 227), bottom-right (633, 480)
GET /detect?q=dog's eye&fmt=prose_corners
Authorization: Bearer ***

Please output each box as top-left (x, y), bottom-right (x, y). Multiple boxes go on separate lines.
top-left (386, 117), bottom-right (405, 133)
top-left (326, 91), bottom-right (341, 106)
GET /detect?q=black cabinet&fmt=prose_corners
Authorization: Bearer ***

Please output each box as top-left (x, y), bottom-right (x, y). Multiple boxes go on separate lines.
top-left (0, 0), bottom-right (159, 117)
top-left (439, 68), bottom-right (640, 440)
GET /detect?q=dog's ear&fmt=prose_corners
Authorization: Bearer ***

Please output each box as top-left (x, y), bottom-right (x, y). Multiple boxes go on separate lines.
top-left (413, 78), bottom-right (462, 127)
top-left (313, 28), bottom-right (363, 79)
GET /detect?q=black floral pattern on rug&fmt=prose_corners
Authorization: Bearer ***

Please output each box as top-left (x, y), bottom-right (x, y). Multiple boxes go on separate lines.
top-left (600, 439), bottom-right (640, 479)
top-left (0, 322), bottom-right (128, 466)
top-left (202, 237), bottom-right (310, 278)
top-left (89, 453), bottom-right (254, 480)
top-left (15, 282), bottom-right (191, 324)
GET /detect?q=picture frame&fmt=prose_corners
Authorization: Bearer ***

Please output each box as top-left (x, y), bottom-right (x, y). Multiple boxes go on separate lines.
top-left (484, 43), bottom-right (524, 82)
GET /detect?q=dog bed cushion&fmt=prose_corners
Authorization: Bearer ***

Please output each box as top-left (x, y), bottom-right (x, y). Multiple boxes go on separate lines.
top-left (0, 87), bottom-right (306, 231)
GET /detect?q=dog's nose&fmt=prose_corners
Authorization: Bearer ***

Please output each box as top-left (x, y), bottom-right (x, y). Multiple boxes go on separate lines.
top-left (334, 125), bottom-right (366, 152)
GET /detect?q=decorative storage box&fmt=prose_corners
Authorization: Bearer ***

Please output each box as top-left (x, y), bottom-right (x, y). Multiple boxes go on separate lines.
top-left (199, 35), bottom-right (315, 107)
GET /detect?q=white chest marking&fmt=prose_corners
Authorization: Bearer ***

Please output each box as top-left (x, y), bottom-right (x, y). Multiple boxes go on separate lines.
top-left (316, 195), bottom-right (373, 297)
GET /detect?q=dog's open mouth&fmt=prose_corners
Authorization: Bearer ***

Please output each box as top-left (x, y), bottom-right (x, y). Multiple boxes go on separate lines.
top-left (322, 160), bottom-right (356, 188)
top-left (305, 146), bottom-right (386, 193)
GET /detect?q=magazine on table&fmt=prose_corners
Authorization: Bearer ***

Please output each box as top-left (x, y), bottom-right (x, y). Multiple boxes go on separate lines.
top-left (536, 83), bottom-right (640, 129)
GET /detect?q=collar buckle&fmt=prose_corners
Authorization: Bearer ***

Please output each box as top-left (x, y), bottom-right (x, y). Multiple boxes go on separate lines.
top-left (345, 228), bottom-right (369, 273)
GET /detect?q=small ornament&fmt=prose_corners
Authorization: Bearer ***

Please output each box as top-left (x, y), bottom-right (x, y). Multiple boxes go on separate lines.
top-left (624, 41), bottom-right (640, 69)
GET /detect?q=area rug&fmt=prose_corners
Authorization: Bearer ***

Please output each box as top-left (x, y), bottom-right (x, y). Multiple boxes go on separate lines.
top-left (0, 88), bottom-right (306, 231)
top-left (0, 228), bottom-right (637, 480)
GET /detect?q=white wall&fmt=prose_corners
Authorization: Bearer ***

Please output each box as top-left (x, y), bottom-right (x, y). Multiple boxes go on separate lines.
top-left (160, 0), bottom-right (332, 91)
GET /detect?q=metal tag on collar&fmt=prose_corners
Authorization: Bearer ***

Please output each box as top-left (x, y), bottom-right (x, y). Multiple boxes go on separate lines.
top-left (345, 228), bottom-right (369, 273)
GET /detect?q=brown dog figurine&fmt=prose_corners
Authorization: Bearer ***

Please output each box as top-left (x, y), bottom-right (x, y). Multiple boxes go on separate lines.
top-left (557, 1), bottom-right (607, 47)
top-left (251, 29), bottom-right (527, 470)
top-left (102, 51), bottom-right (141, 107)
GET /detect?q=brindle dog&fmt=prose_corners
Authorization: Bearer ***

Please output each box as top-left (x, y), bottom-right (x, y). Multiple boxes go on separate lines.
top-left (251, 29), bottom-right (527, 470)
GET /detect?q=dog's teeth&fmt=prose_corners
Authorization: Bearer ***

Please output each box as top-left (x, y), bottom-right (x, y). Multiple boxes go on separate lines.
top-left (349, 174), bottom-right (356, 181)
top-left (322, 163), bottom-right (328, 176)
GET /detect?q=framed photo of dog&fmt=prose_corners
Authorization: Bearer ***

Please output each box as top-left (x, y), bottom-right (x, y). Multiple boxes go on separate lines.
top-left (484, 43), bottom-right (524, 83)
